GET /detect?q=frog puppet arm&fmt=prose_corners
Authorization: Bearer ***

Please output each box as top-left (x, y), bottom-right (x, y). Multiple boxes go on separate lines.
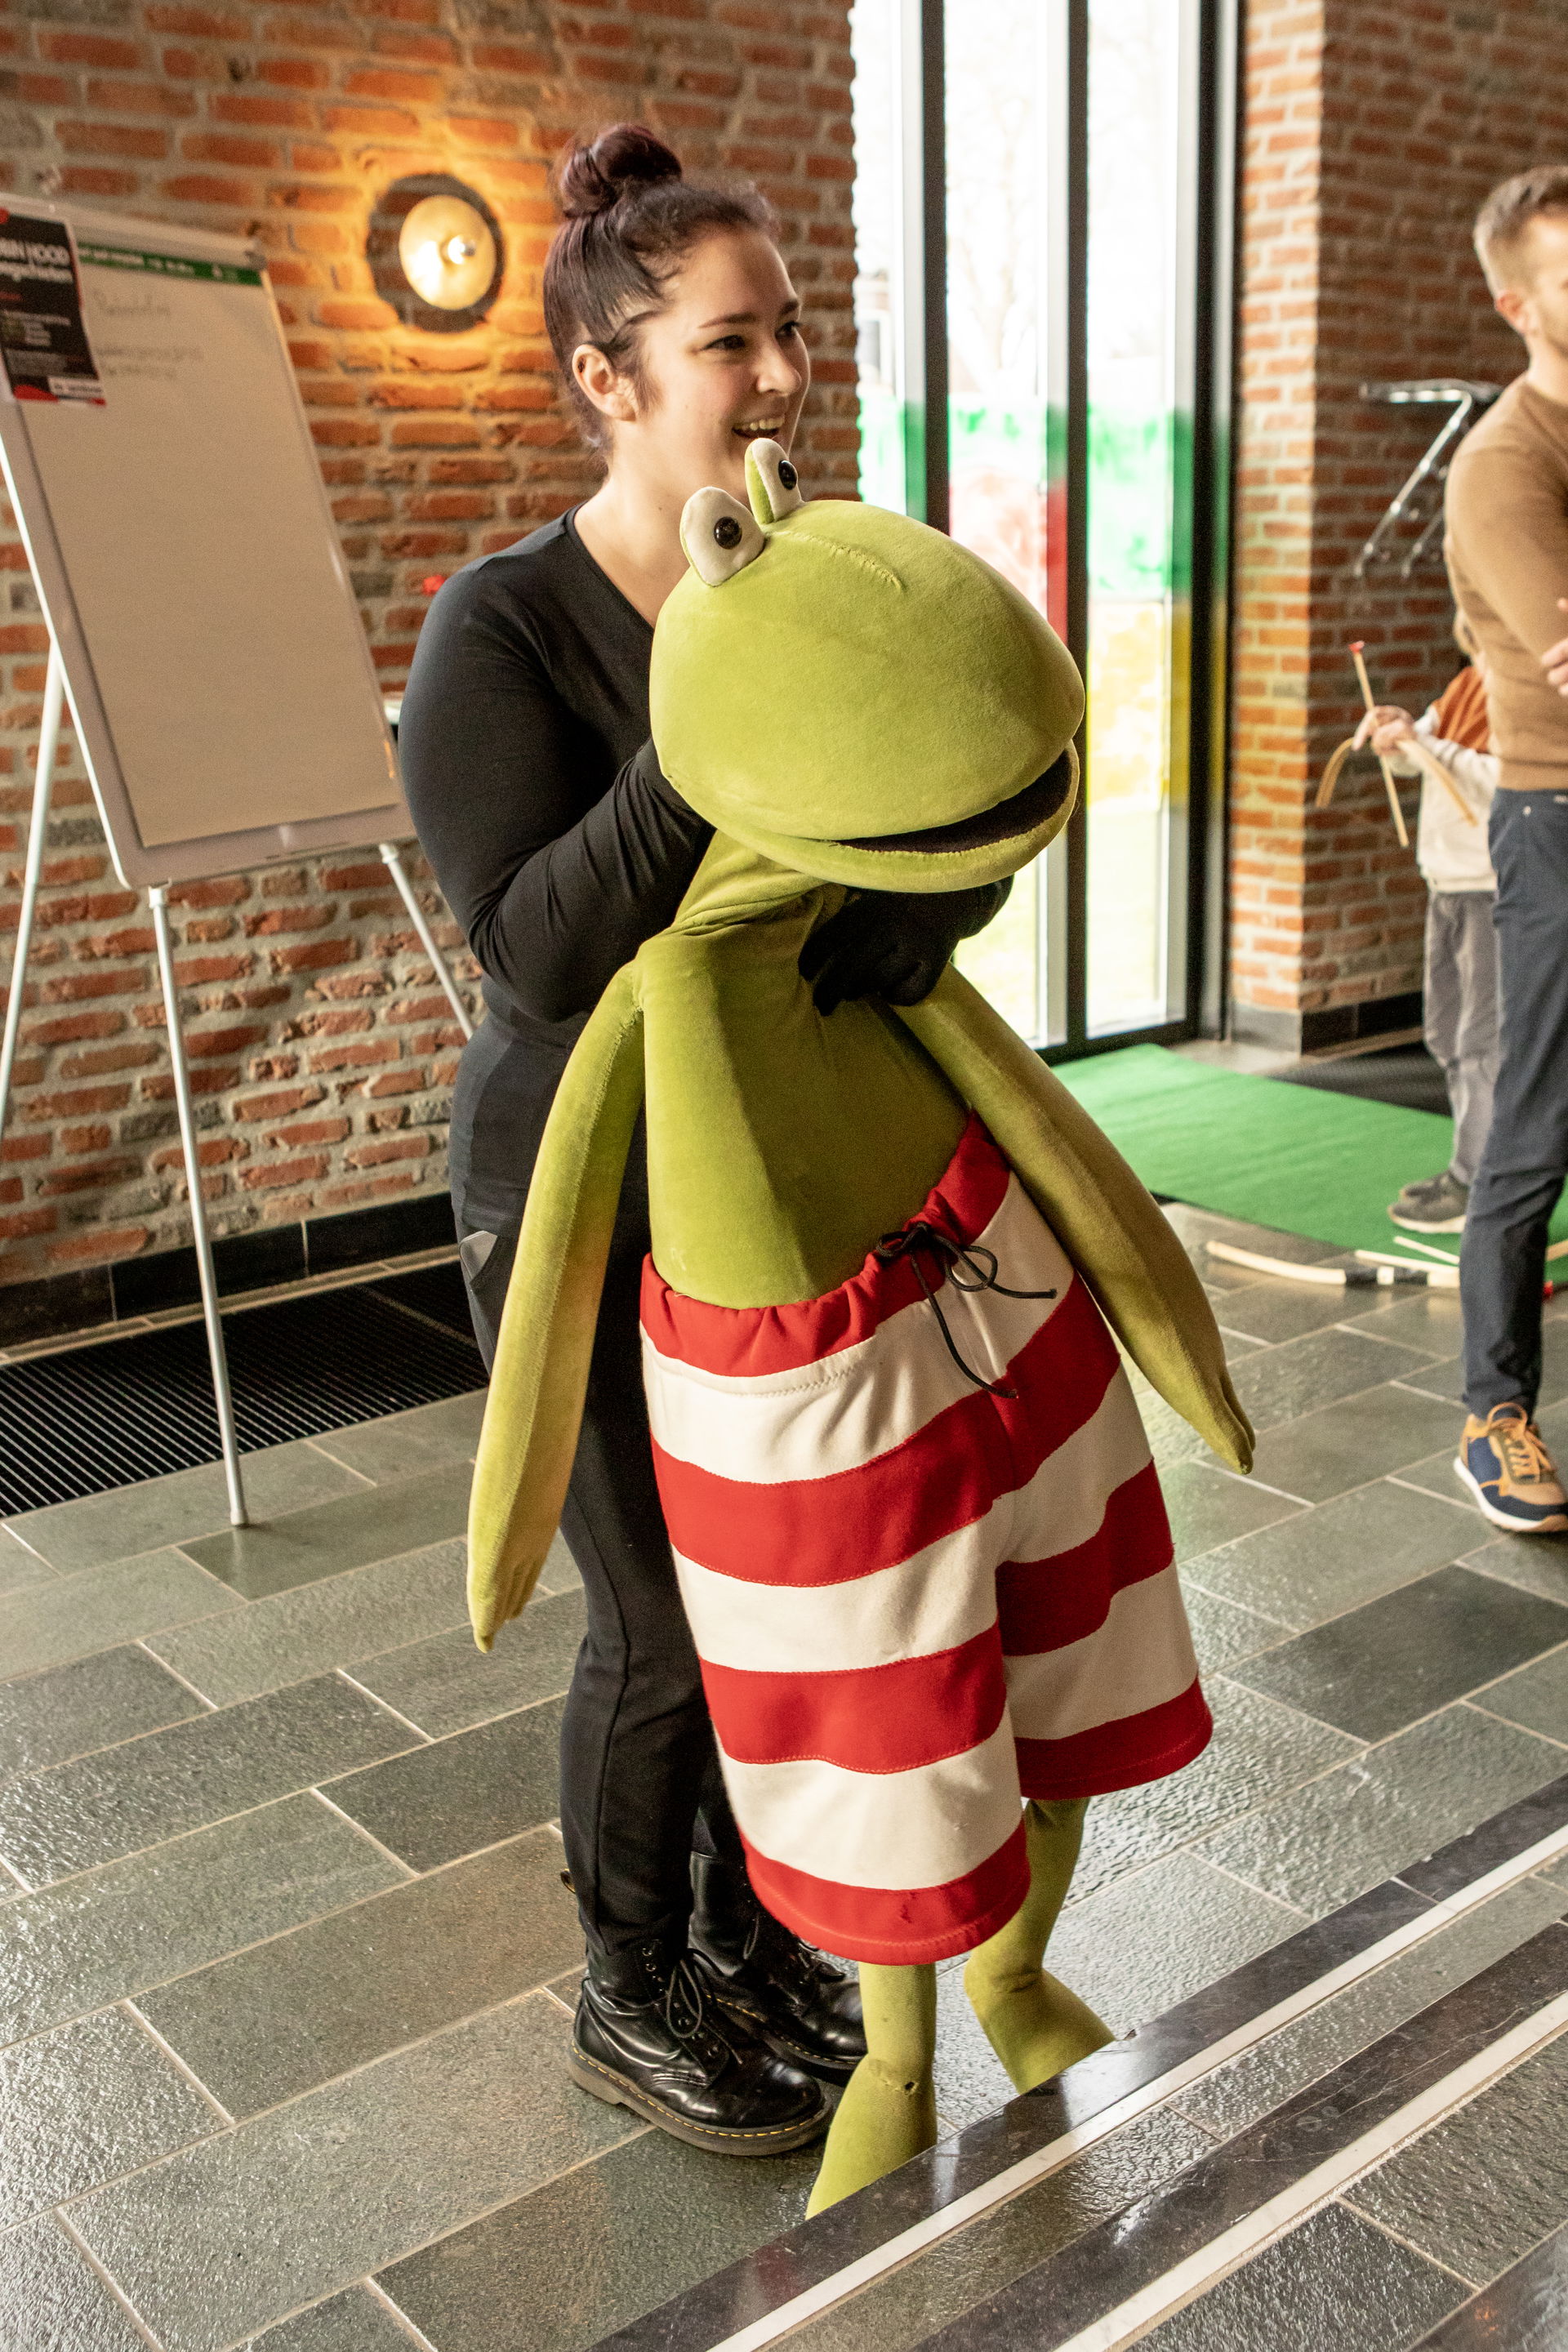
top-left (466, 964), bottom-right (646, 1650)
top-left (894, 967), bottom-right (1254, 1476)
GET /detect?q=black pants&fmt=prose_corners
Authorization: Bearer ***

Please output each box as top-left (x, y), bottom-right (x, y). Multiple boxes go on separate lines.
top-left (1461, 789), bottom-right (1568, 1417)
top-left (453, 1017), bottom-right (742, 1955)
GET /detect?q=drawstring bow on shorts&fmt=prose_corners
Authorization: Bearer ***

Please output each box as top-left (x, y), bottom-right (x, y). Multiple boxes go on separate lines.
top-left (871, 1220), bottom-right (1056, 1399)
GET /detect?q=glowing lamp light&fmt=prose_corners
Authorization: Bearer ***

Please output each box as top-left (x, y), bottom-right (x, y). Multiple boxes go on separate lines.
top-left (398, 195), bottom-right (497, 313)
top-left (367, 174), bottom-right (504, 333)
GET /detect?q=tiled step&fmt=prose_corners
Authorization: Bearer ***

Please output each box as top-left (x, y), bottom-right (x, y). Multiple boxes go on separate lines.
top-left (572, 1772), bottom-right (1568, 2352)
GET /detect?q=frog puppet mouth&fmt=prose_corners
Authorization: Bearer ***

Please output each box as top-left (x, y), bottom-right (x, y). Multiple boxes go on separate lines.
top-left (840, 752), bottom-right (1076, 858)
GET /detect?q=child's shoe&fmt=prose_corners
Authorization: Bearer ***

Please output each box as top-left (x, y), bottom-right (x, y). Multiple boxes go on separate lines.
top-left (1389, 1170), bottom-right (1468, 1232)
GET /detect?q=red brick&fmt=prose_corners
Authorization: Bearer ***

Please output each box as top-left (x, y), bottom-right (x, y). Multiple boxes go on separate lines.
top-left (38, 31), bottom-right (144, 65)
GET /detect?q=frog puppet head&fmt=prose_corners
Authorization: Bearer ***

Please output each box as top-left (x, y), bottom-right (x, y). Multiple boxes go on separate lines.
top-left (649, 441), bottom-right (1085, 892)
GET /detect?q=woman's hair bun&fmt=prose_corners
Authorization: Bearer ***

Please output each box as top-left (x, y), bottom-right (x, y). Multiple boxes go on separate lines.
top-left (558, 123), bottom-right (683, 220)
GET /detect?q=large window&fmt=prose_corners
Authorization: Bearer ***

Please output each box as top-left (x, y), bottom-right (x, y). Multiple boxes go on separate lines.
top-left (849, 0), bottom-right (1234, 1053)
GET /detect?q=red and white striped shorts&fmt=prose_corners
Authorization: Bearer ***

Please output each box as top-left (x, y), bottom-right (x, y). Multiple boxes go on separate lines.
top-left (640, 1115), bottom-right (1211, 1966)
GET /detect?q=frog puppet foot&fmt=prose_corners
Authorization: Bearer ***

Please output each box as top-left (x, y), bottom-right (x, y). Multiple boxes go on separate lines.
top-left (963, 1797), bottom-right (1114, 2092)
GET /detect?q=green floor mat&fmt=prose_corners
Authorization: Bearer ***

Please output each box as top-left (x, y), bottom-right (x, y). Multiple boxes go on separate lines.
top-left (1050, 1044), bottom-right (1568, 1262)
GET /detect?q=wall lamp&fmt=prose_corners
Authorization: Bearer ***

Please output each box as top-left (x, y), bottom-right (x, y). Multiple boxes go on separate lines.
top-left (367, 174), bottom-right (504, 333)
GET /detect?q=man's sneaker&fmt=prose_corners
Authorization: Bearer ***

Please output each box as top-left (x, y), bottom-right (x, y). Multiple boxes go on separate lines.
top-left (1389, 1170), bottom-right (1469, 1233)
top-left (1455, 1405), bottom-right (1568, 1535)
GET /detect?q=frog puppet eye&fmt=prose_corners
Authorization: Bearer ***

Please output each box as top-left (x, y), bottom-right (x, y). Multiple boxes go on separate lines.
top-left (679, 488), bottom-right (766, 586)
top-left (745, 438), bottom-right (805, 523)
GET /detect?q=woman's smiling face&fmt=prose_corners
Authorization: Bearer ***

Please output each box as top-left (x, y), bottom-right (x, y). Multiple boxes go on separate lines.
top-left (573, 227), bottom-right (811, 506)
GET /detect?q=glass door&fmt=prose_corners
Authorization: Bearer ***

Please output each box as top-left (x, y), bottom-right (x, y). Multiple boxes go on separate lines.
top-left (849, 0), bottom-right (1234, 1054)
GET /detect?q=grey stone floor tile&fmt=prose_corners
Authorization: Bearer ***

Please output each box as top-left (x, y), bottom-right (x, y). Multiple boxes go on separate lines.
top-left (0, 1647), bottom-right (206, 1785)
top-left (178, 1464), bottom-right (473, 1602)
top-left (1138, 2201), bottom-right (1462, 2351)
top-left (1171, 1876), bottom-right (1568, 2140)
top-left (0, 2214), bottom-right (150, 2351)
top-left (1215, 1281), bottom-right (1397, 1348)
top-left (1472, 1642), bottom-right (1568, 1744)
top-left (147, 1539), bottom-right (470, 1707)
top-left (1228, 1327), bottom-right (1433, 1432)
top-left (329, 1395), bottom-right (483, 1481)
top-left (1072, 1677), bottom-right (1360, 1902)
top-left (241, 2287), bottom-right (420, 2350)
top-left (1160, 1459), bottom-right (1303, 1564)
top-left (1347, 2029), bottom-right (1568, 2286)
top-left (1343, 1285), bottom-right (1467, 1355)
top-left (69, 1993), bottom-right (641, 2352)
top-left (930, 1958), bottom-right (1017, 2130)
top-left (378, 2127), bottom-right (822, 2352)
top-left (323, 1698), bottom-right (565, 1872)
top-left (0, 2007), bottom-right (218, 2226)
top-left (0, 1677), bottom-right (420, 1889)
top-left (1183, 1480), bottom-right (1477, 1632)
top-left (533, 1530), bottom-right (581, 1596)
top-left (1160, 1203), bottom-right (1341, 1271)
top-left (1135, 1389), bottom-right (1227, 1472)
top-left (1245, 1382), bottom-right (1465, 1503)
top-left (1049, 1850), bottom-right (1303, 2036)
top-left (1181, 1582), bottom-right (1292, 1674)
top-left (0, 1529), bottom-right (52, 1601)
top-left (304, 1391), bottom-right (487, 1483)
top-left (1393, 1447), bottom-right (1472, 1506)
top-left (1197, 1703), bottom-right (1568, 1915)
top-left (1231, 1566), bottom-right (1568, 1743)
top-left (352, 1588), bottom-right (586, 1738)
top-left (1458, 1532), bottom-right (1568, 1609)
top-left (0, 1550), bottom-right (239, 1683)
top-left (781, 2109), bottom-right (1216, 2352)
top-left (1394, 1305), bottom-right (1568, 1412)
top-left (0, 1795), bottom-right (404, 2048)
top-left (140, 1829), bottom-right (581, 2118)
top-left (7, 1443), bottom-right (370, 1575)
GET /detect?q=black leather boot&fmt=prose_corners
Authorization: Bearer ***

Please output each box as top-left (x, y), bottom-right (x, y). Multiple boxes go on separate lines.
top-left (572, 1936), bottom-right (830, 2155)
top-left (688, 1853), bottom-right (867, 2083)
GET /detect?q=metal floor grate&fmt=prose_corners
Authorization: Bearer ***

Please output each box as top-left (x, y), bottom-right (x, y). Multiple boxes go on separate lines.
top-left (0, 1263), bottom-right (484, 1514)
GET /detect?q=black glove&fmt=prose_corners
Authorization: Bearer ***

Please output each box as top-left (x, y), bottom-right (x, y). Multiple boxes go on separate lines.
top-left (799, 881), bottom-right (1010, 1016)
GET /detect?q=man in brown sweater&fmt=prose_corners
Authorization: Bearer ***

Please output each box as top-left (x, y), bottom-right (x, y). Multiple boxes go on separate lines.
top-left (1445, 166), bottom-right (1568, 1535)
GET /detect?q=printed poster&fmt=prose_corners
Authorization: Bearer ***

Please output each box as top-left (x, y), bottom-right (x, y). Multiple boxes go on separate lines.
top-left (0, 210), bottom-right (104, 403)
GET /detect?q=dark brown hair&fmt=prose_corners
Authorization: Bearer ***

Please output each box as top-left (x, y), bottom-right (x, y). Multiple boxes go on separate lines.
top-left (1475, 165), bottom-right (1568, 291)
top-left (543, 123), bottom-right (775, 447)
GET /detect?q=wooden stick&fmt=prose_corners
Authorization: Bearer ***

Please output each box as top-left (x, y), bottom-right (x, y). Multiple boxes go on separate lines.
top-left (1350, 640), bottom-right (1410, 848)
top-left (1206, 1241), bottom-right (1431, 1288)
top-left (1401, 733), bottom-right (1480, 826)
top-left (1315, 737), bottom-right (1356, 810)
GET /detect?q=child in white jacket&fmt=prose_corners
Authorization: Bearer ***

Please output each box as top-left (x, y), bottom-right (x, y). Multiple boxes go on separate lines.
top-left (1356, 632), bottom-right (1497, 1233)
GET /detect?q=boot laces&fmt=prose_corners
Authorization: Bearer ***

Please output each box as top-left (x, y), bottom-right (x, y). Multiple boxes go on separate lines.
top-left (748, 1901), bottom-right (844, 1993)
top-left (644, 1944), bottom-right (735, 2082)
top-left (1492, 1410), bottom-right (1555, 1488)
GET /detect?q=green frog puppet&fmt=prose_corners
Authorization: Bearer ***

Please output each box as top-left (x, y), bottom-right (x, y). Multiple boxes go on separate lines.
top-left (467, 442), bottom-right (1254, 2214)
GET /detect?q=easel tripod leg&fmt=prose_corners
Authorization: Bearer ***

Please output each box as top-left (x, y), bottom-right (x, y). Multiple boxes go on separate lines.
top-left (149, 884), bottom-right (249, 1527)
top-left (0, 642), bottom-right (66, 1161)
top-left (379, 842), bottom-right (474, 1040)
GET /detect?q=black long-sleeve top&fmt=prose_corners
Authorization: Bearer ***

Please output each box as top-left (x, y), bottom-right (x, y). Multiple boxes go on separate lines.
top-left (399, 509), bottom-right (711, 1049)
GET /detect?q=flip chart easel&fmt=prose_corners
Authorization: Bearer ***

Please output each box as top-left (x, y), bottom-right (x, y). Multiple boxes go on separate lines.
top-left (0, 199), bottom-right (474, 1525)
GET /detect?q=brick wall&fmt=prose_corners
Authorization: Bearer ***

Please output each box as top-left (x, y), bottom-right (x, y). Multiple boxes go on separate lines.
top-left (0, 0), bottom-right (857, 1291)
top-left (1229, 0), bottom-right (1568, 1048)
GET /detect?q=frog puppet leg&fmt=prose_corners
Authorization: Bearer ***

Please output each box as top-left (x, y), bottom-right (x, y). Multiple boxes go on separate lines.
top-left (467, 964), bottom-right (645, 1650)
